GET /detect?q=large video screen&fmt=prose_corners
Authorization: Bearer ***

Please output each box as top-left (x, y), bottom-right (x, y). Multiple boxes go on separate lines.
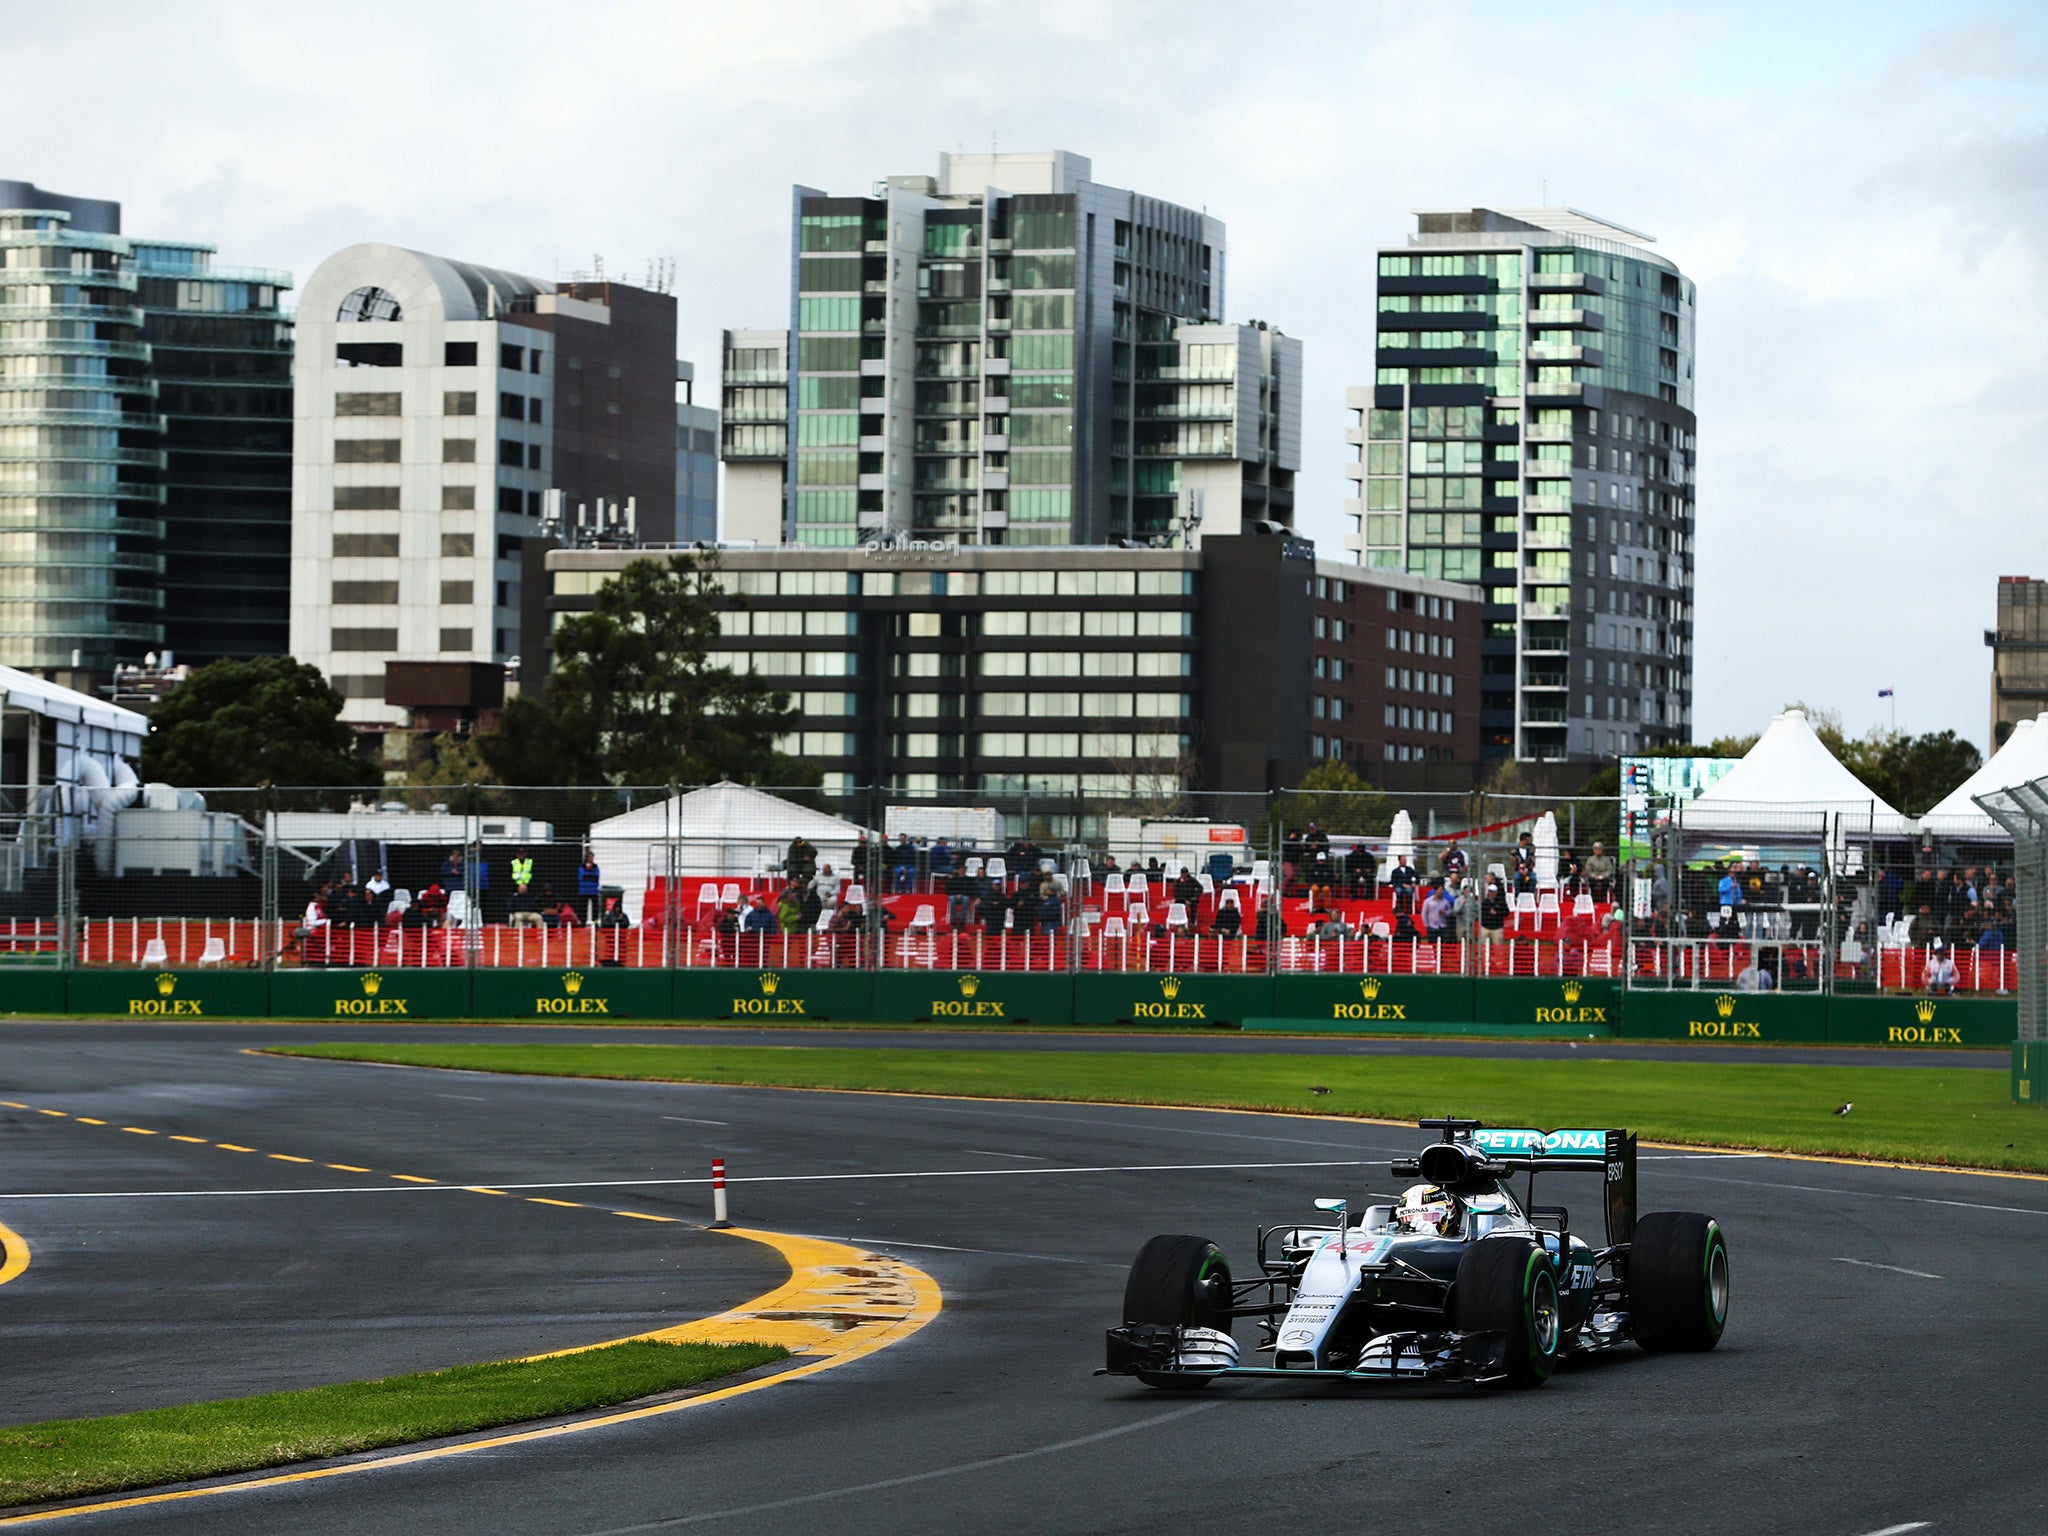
top-left (1620, 756), bottom-right (1739, 859)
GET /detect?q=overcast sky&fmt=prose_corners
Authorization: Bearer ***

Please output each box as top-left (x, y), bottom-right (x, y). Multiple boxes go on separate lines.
top-left (12, 0), bottom-right (2044, 752)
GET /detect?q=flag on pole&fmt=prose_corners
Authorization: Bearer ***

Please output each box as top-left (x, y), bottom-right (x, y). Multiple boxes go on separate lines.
top-left (1878, 688), bottom-right (1894, 698)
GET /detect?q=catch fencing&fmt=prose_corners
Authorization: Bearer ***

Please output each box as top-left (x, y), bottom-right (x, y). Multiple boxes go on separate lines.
top-left (0, 781), bottom-right (2010, 998)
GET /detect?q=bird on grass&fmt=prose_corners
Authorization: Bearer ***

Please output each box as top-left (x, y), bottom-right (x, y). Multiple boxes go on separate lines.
top-left (1833, 1103), bottom-right (1853, 1117)
top-left (1309, 1086), bottom-right (1332, 1096)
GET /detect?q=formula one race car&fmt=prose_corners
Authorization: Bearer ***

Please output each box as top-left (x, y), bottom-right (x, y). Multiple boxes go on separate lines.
top-left (1101, 1118), bottom-right (1728, 1390)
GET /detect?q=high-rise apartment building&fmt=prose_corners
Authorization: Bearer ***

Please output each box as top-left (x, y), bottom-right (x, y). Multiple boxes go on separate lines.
top-left (674, 361), bottom-right (717, 543)
top-left (134, 240), bottom-right (294, 664)
top-left (1988, 576), bottom-right (2048, 748)
top-left (0, 180), bottom-right (293, 684)
top-left (719, 152), bottom-right (1298, 550)
top-left (1344, 208), bottom-right (1697, 762)
top-left (290, 244), bottom-right (679, 727)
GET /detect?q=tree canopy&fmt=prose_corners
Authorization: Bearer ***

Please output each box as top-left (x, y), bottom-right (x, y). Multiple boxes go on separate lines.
top-left (140, 657), bottom-right (376, 788)
top-left (1280, 758), bottom-right (1394, 835)
top-left (477, 554), bottom-right (819, 788)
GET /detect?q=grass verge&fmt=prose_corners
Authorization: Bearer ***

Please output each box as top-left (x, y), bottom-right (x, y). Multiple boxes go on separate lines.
top-left (0, 1339), bottom-right (785, 1510)
top-left (268, 1041), bottom-right (2046, 1174)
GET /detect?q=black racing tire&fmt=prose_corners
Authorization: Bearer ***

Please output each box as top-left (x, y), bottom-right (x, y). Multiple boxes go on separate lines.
top-left (1629, 1212), bottom-right (1729, 1352)
top-left (1452, 1237), bottom-right (1560, 1388)
top-left (1123, 1235), bottom-right (1233, 1333)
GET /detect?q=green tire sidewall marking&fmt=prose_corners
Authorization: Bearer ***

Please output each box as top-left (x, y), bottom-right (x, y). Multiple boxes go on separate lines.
top-left (1193, 1250), bottom-right (1227, 1324)
top-left (1704, 1222), bottom-right (1728, 1325)
top-left (1524, 1248), bottom-right (1559, 1359)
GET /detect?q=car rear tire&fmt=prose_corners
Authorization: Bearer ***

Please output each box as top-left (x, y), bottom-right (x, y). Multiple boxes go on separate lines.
top-left (1629, 1212), bottom-right (1729, 1352)
top-left (1122, 1235), bottom-right (1233, 1392)
top-left (1453, 1237), bottom-right (1560, 1388)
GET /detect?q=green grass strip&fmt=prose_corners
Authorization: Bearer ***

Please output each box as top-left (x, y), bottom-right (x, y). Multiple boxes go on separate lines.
top-left (0, 1339), bottom-right (785, 1510)
top-left (269, 1041), bottom-right (2048, 1174)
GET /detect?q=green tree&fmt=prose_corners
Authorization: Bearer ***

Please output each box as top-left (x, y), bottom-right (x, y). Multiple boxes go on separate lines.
top-left (1842, 728), bottom-right (1981, 816)
top-left (404, 732), bottom-right (496, 787)
top-left (140, 657), bottom-right (376, 788)
top-left (476, 554), bottom-right (819, 787)
top-left (1280, 759), bottom-right (1394, 835)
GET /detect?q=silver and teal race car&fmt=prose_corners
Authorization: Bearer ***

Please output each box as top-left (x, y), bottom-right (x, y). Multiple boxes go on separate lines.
top-left (1102, 1118), bottom-right (1728, 1390)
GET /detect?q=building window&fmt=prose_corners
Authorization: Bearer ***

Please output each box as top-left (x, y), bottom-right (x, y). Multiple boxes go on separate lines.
top-left (444, 391), bottom-right (477, 416)
top-left (500, 392), bottom-right (525, 421)
top-left (336, 392), bottom-right (400, 417)
top-left (331, 627), bottom-right (398, 651)
top-left (332, 533), bottom-right (400, 558)
top-left (445, 341), bottom-right (477, 367)
top-left (440, 628), bottom-right (472, 652)
top-left (440, 485), bottom-right (475, 511)
top-left (441, 533), bottom-right (474, 558)
top-left (500, 344), bottom-right (524, 371)
top-left (334, 438), bottom-right (400, 464)
top-left (440, 580), bottom-right (474, 605)
top-left (331, 581), bottom-right (397, 605)
top-left (334, 486), bottom-right (400, 511)
top-left (443, 437), bottom-right (475, 463)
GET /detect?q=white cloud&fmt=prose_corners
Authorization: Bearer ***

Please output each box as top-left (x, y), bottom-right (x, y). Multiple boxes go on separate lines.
top-left (8, 0), bottom-right (2043, 752)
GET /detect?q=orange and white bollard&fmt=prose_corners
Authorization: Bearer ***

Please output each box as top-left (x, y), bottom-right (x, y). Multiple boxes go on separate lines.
top-left (709, 1156), bottom-right (732, 1229)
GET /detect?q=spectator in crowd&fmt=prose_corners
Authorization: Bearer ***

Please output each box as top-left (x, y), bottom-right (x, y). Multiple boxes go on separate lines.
top-left (1735, 951), bottom-right (1774, 992)
top-left (414, 881), bottom-right (448, 927)
top-left (1925, 939), bottom-right (1959, 995)
top-left (1651, 864), bottom-right (1670, 908)
top-left (1481, 876), bottom-right (1509, 940)
top-left (1716, 863), bottom-right (1742, 914)
top-left (302, 885), bottom-right (333, 934)
top-left (1387, 853), bottom-right (1419, 915)
top-left (946, 863), bottom-right (980, 929)
top-left (929, 838), bottom-right (955, 886)
top-left (1011, 881), bottom-right (1042, 933)
top-left (1172, 865), bottom-right (1203, 912)
top-left (1348, 841), bottom-right (1380, 900)
top-left (1303, 911), bottom-right (1353, 942)
top-left (776, 884), bottom-right (803, 933)
top-left (1212, 898), bottom-right (1243, 940)
top-left (1512, 832), bottom-right (1537, 893)
top-left (440, 847), bottom-right (466, 886)
top-left (510, 847), bottom-right (535, 891)
top-left (741, 895), bottom-right (776, 935)
top-left (1037, 880), bottom-right (1066, 935)
top-left (596, 894), bottom-right (630, 964)
top-left (550, 891), bottom-right (581, 928)
top-left (1449, 873), bottom-right (1477, 945)
top-left (577, 850), bottom-right (603, 921)
top-left (1582, 842), bottom-right (1615, 903)
top-left (1440, 841), bottom-right (1469, 882)
top-left (798, 882), bottom-right (825, 932)
top-left (364, 868), bottom-right (392, 914)
top-left (331, 878), bottom-right (370, 929)
top-left (890, 834), bottom-right (918, 893)
top-left (810, 862), bottom-right (841, 904)
top-left (507, 883), bottom-right (546, 928)
top-left (1420, 879), bottom-right (1453, 940)
top-left (1305, 852), bottom-right (1336, 912)
top-left (1979, 920), bottom-right (2007, 951)
top-left (1254, 897), bottom-right (1285, 944)
top-left (786, 836), bottom-right (817, 885)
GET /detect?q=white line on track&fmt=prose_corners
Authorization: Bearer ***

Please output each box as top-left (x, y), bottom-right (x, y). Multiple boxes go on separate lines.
top-left (1854, 1523), bottom-right (1931, 1535)
top-left (1833, 1257), bottom-right (1943, 1280)
top-left (434, 1093), bottom-right (488, 1101)
top-left (793, 1231), bottom-right (1121, 1268)
top-left (581, 1401), bottom-right (1222, 1531)
top-left (965, 1149), bottom-right (1052, 1161)
top-left (660, 1116), bottom-right (729, 1126)
top-left (0, 1156), bottom-right (1380, 1200)
top-left (1666, 1170), bottom-right (2048, 1219)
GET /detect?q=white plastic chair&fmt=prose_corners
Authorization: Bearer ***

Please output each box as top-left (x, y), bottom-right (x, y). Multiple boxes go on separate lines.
top-left (1573, 893), bottom-right (1595, 916)
top-left (1003, 908), bottom-right (1016, 931)
top-left (1164, 859), bottom-right (1184, 881)
top-left (719, 882), bottom-right (741, 908)
top-left (696, 882), bottom-right (721, 918)
top-left (1102, 916), bottom-right (1127, 941)
top-left (198, 937), bottom-right (227, 967)
top-left (1125, 875), bottom-right (1148, 903)
top-left (987, 857), bottom-right (1008, 889)
top-left (1197, 873), bottom-right (1216, 901)
top-left (1127, 905), bottom-right (1149, 930)
top-left (1487, 863), bottom-right (1507, 884)
top-left (845, 883), bottom-right (867, 907)
top-left (1165, 902), bottom-right (1190, 932)
top-left (1103, 871), bottom-right (1125, 902)
top-left (1538, 891), bottom-right (1561, 921)
top-left (1512, 892), bottom-right (1538, 930)
top-left (908, 904), bottom-right (937, 933)
top-left (1250, 859), bottom-right (1273, 887)
top-left (1369, 918), bottom-right (1393, 940)
top-left (1219, 887), bottom-right (1242, 910)
top-left (448, 890), bottom-right (473, 927)
top-left (141, 938), bottom-right (169, 967)
top-left (965, 856), bottom-right (985, 878)
top-left (1072, 859), bottom-right (1093, 898)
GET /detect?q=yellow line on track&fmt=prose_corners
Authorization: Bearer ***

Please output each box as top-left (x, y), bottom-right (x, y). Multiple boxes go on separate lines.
top-left (72, 1119), bottom-right (105, 1126)
top-left (0, 1217), bottom-right (28, 1288)
top-left (0, 1228), bottom-right (940, 1526)
top-left (266, 1155), bottom-right (313, 1164)
top-left (388, 1174), bottom-right (436, 1184)
top-left (213, 1144), bottom-right (255, 1153)
top-left (612, 1210), bottom-right (675, 1222)
top-left (525, 1197), bottom-right (583, 1209)
top-left (120, 1128), bottom-right (155, 1137)
top-left (34, 1110), bottom-right (63, 1118)
top-left (168, 1136), bottom-right (207, 1144)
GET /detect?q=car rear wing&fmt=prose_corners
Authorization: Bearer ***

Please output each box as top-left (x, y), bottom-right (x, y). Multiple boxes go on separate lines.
top-left (1470, 1126), bottom-right (1637, 1247)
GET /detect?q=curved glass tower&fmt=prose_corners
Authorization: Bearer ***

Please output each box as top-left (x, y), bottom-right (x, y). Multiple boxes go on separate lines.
top-left (0, 195), bottom-right (164, 678)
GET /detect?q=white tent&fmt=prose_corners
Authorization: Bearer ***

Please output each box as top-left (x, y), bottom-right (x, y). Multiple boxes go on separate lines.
top-left (1387, 810), bottom-right (1414, 864)
top-left (1679, 708), bottom-right (1915, 841)
top-left (586, 783), bottom-right (871, 921)
top-left (1918, 712), bottom-right (2048, 840)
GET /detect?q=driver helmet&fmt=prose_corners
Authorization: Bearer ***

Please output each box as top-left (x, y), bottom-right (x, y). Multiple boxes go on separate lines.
top-left (1396, 1183), bottom-right (1457, 1236)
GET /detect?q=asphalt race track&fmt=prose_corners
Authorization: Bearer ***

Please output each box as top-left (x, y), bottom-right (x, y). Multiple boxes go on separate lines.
top-left (0, 1022), bottom-right (2040, 1534)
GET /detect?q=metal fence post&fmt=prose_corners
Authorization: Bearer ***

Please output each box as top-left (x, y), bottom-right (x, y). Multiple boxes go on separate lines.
top-left (260, 782), bottom-right (278, 971)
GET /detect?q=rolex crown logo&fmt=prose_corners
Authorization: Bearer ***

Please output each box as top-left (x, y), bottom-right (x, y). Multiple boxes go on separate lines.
top-left (958, 975), bottom-right (981, 997)
top-left (155, 973), bottom-right (177, 997)
top-left (1714, 993), bottom-right (1735, 1019)
top-left (1160, 976), bottom-right (1181, 1000)
top-left (361, 972), bottom-right (383, 996)
top-left (1561, 980), bottom-right (1583, 1004)
top-left (1360, 977), bottom-right (1382, 1000)
top-left (1915, 998), bottom-right (1937, 1023)
top-left (563, 971), bottom-right (584, 996)
top-left (758, 972), bottom-right (780, 995)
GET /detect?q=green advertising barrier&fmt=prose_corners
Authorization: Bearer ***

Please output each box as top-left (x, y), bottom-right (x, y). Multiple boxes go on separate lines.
top-left (676, 967), bottom-right (873, 1022)
top-left (471, 967), bottom-right (674, 1021)
top-left (1824, 994), bottom-right (2015, 1049)
top-left (66, 967), bottom-right (270, 1019)
top-left (1618, 989), bottom-right (1830, 1044)
top-left (0, 967), bottom-right (70, 1016)
top-left (873, 970), bottom-right (1071, 1025)
top-left (1265, 973), bottom-right (1474, 1031)
top-left (1073, 971), bottom-right (1274, 1027)
top-left (2014, 1041), bottom-right (2045, 1105)
top-left (270, 967), bottom-right (473, 1021)
top-left (1472, 977), bottom-right (1619, 1033)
